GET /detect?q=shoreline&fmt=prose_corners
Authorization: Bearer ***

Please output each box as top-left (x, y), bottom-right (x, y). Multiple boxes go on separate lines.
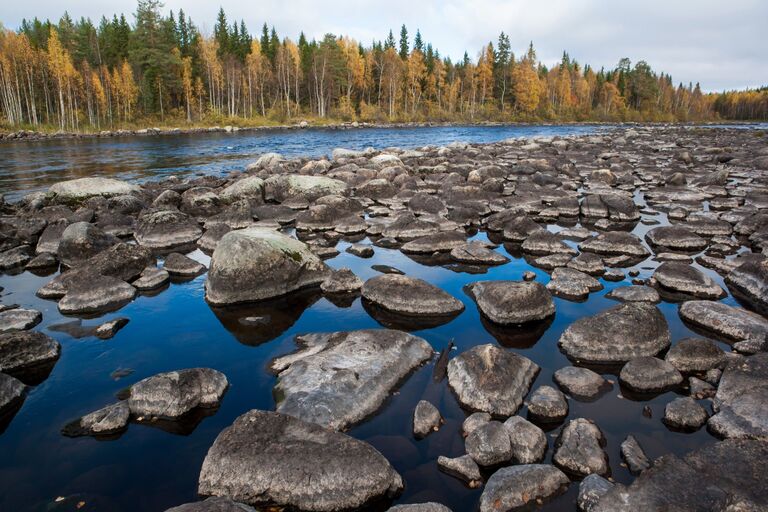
top-left (1, 119), bottom-right (765, 144)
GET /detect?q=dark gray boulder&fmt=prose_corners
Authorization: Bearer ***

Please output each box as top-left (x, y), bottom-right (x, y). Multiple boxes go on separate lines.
top-left (464, 280), bottom-right (554, 325)
top-left (264, 174), bottom-right (347, 202)
top-left (321, 268), bottom-right (363, 294)
top-left (521, 230), bottom-right (577, 256)
top-left (619, 357), bottom-right (683, 393)
top-left (450, 241), bottom-right (509, 265)
top-left (527, 385), bottom-right (568, 422)
top-left (478, 464), bottom-right (569, 512)
top-left (86, 242), bottom-right (154, 282)
top-left (57, 273), bottom-right (136, 315)
top-left (645, 225), bottom-right (708, 251)
top-left (558, 303), bottom-right (670, 364)
top-left (447, 344), bottom-right (539, 416)
top-left (620, 435), bottom-right (651, 474)
top-left (272, 329), bottom-right (432, 430)
top-left (163, 252), bottom-right (205, 277)
top-left (579, 231), bottom-right (649, 258)
top-left (0, 372), bottom-right (26, 414)
top-left (0, 331), bottom-right (60, 381)
top-left (605, 285), bottom-right (660, 303)
top-left (577, 474), bottom-right (614, 512)
top-left (127, 368), bottom-right (228, 419)
top-left (553, 418), bottom-right (609, 476)
top-left (400, 231), bottom-right (466, 254)
top-left (708, 353), bottom-right (768, 439)
top-left (465, 420), bottom-right (513, 466)
top-left (197, 410), bottom-right (403, 511)
top-left (133, 266), bottom-right (170, 291)
top-left (437, 455), bottom-right (482, 487)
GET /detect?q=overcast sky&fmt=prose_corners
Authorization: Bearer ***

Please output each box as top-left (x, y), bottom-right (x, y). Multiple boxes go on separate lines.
top-left (2, 0), bottom-right (765, 92)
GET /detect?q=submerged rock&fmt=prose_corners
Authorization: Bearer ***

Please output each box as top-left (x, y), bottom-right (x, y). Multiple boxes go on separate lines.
top-left (273, 329), bottom-right (432, 430)
top-left (553, 418), bottom-right (609, 477)
top-left (447, 344), bottom-right (539, 416)
top-left (464, 280), bottom-right (554, 325)
top-left (127, 368), bottom-right (228, 419)
top-left (559, 303), bottom-right (670, 364)
top-left (205, 227), bottom-right (329, 305)
top-left (479, 464), bottom-right (569, 512)
top-left (361, 274), bottom-right (464, 318)
top-left (197, 410), bottom-right (403, 511)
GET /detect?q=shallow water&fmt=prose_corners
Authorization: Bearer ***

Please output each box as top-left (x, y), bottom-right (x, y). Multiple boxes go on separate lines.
top-left (0, 125), bottom-right (610, 200)
top-left (0, 125), bottom-right (757, 511)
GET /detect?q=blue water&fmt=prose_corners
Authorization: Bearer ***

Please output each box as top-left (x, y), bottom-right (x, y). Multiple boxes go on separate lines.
top-left (0, 125), bottom-right (753, 511)
top-left (0, 125), bottom-right (609, 200)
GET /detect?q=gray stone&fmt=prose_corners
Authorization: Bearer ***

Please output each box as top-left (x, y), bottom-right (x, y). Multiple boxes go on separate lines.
top-left (527, 385), bottom-right (568, 422)
top-left (620, 435), bottom-right (651, 474)
top-left (465, 420), bottom-right (513, 466)
top-left (652, 262), bottom-right (726, 299)
top-left (0, 331), bottom-right (60, 376)
top-left (578, 474), bottom-right (614, 512)
top-left (501, 216), bottom-right (545, 242)
top-left (521, 230), bottom-right (577, 256)
top-left (553, 418), bottom-right (609, 477)
top-left (387, 504), bottom-right (452, 512)
top-left (620, 357), bottom-right (683, 393)
top-left (62, 401), bottom-right (130, 437)
top-left (437, 455), bottom-right (482, 487)
top-left (85, 242), bottom-right (154, 282)
top-left (413, 400), bottom-right (442, 437)
top-left (646, 225), bottom-right (708, 251)
top-left (579, 231), bottom-right (649, 258)
top-left (35, 219), bottom-right (68, 255)
top-left (95, 318), bottom-right (129, 340)
top-left (165, 497), bottom-right (256, 512)
top-left (164, 252), bottom-right (205, 277)
top-left (133, 266), bottom-right (170, 291)
top-left (679, 300), bottom-right (768, 346)
top-left (362, 274), bottom-right (464, 317)
top-left (49, 177), bottom-right (140, 203)
top-left (558, 303), bottom-right (671, 364)
top-left (57, 222), bottom-right (118, 267)
top-left (273, 329), bottom-right (432, 430)
top-left (128, 368), bottom-right (228, 419)
top-left (382, 212), bottom-right (441, 241)
top-left (135, 209), bottom-right (202, 251)
top-left (546, 267), bottom-right (603, 300)
top-left (0, 308), bottom-right (42, 333)
top-left (448, 344), bottom-right (539, 416)
top-left (554, 366), bottom-right (610, 400)
top-left (450, 241), bottom-right (509, 265)
top-left (205, 227), bottom-right (330, 305)
top-left (58, 273), bottom-right (136, 315)
top-left (321, 268), bottom-right (363, 294)
top-left (347, 244), bottom-right (374, 257)
top-left (479, 464), bottom-right (569, 512)
top-left (708, 353), bottom-right (768, 439)
top-left (462, 412), bottom-right (491, 436)
top-left (665, 338), bottom-right (726, 373)
top-left (197, 410), bottom-right (403, 511)
top-left (726, 260), bottom-right (768, 316)
top-left (464, 280), bottom-right (554, 325)
top-left (606, 285), bottom-right (660, 303)
top-left (400, 231), bottom-right (466, 254)
top-left (219, 176), bottom-right (265, 203)
top-left (0, 372), bottom-right (26, 414)
top-left (264, 175), bottom-right (347, 202)
top-left (663, 396), bottom-right (708, 430)
top-left (503, 415), bottom-right (547, 463)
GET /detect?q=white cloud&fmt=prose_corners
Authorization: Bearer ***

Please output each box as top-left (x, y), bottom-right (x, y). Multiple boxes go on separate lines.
top-left (2, 0), bottom-right (766, 91)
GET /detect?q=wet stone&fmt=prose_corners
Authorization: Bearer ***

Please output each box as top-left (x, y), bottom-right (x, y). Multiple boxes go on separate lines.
top-left (413, 400), bottom-right (442, 438)
top-left (620, 435), bottom-right (651, 474)
top-left (479, 464), bottom-right (569, 512)
top-left (605, 285), bottom-right (660, 303)
top-left (346, 243), bottom-right (374, 258)
top-left (465, 420), bottom-right (513, 466)
top-left (553, 366), bottom-right (611, 400)
top-left (0, 308), bottom-right (42, 333)
top-left (94, 318), bottom-right (129, 340)
top-left (527, 385), bottom-right (568, 423)
top-left (320, 268), bottom-right (363, 295)
top-left (553, 418), bottom-right (609, 477)
top-left (0, 330), bottom-right (61, 380)
top-left (362, 274), bottom-right (464, 318)
top-left (645, 225), bottom-right (708, 252)
top-left (546, 267), bottom-right (603, 300)
top-left (133, 266), bottom-right (170, 291)
top-left (503, 415), bottom-right (547, 463)
top-left (449, 241), bottom-right (509, 265)
top-left (663, 396), bottom-right (708, 430)
top-left (577, 474), bottom-right (614, 512)
top-left (652, 262), bottom-right (726, 299)
top-left (400, 231), bottom-right (466, 254)
top-left (664, 338), bottom-right (726, 373)
top-left (0, 372), bottom-right (26, 415)
top-left (464, 280), bottom-right (555, 325)
top-left (163, 252), bottom-right (205, 277)
top-left (62, 401), bottom-right (130, 437)
top-left (619, 357), bottom-right (683, 393)
top-left (437, 455), bottom-right (482, 487)
top-left (58, 273), bottom-right (136, 315)
top-left (579, 231), bottom-right (649, 258)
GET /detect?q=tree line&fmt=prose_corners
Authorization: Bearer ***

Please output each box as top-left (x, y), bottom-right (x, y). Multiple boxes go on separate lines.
top-left (1, 0), bottom-right (766, 132)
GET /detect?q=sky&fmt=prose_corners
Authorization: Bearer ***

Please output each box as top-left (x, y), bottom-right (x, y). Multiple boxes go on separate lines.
top-left (1, 0), bottom-right (766, 92)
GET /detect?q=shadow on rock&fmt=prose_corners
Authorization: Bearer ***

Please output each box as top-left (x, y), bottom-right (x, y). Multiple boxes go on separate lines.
top-left (362, 299), bottom-right (461, 331)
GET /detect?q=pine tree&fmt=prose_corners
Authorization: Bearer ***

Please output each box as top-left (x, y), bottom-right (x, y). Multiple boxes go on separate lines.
top-left (398, 25), bottom-right (408, 60)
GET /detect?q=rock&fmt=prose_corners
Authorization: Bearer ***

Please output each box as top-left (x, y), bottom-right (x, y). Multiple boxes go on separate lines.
top-left (95, 318), bottom-right (129, 339)
top-left (521, 230), bottom-right (577, 256)
top-left (450, 241), bottom-right (509, 265)
top-left (361, 274), bottom-right (464, 318)
top-left (553, 418), bottom-right (609, 477)
top-left (219, 176), bottom-right (265, 203)
top-left (86, 242), bottom-right (154, 282)
top-left (0, 308), bottom-right (42, 333)
top-left (478, 464), bottom-right (569, 512)
top-left (135, 209), bottom-right (202, 251)
top-left (554, 366), bottom-right (610, 400)
top-left (707, 353), bottom-right (768, 439)
top-left (205, 227), bottom-right (329, 305)
top-left (462, 412), bottom-right (492, 436)
top-left (664, 338), bottom-right (726, 373)
top-left (652, 262), bottom-right (726, 299)
top-left (619, 357), bottom-right (683, 393)
top-left (568, 252), bottom-right (605, 275)
top-left (466, 420), bottom-right (513, 466)
top-left (689, 376), bottom-right (716, 399)
top-left (447, 344), bottom-right (539, 416)
top-left (382, 212), bottom-right (441, 241)
top-left (387, 504), bottom-right (451, 512)
top-left (503, 415), bottom-right (547, 463)
top-left (413, 400), bottom-right (442, 437)
top-left (464, 280), bottom-right (554, 325)
top-left (163, 252), bottom-right (205, 277)
top-left (578, 474), bottom-right (614, 512)
top-left (620, 435), bottom-right (651, 474)
top-left (197, 410), bottom-right (403, 511)
top-left (62, 401), bottom-right (130, 437)
top-left (663, 396), bottom-right (708, 430)
top-left (501, 216), bottom-right (545, 242)
top-left (264, 175), bottom-right (347, 202)
top-left (133, 266), bottom-right (170, 290)
top-left (558, 303), bottom-right (670, 364)
top-left (0, 372), bottom-right (26, 414)
top-left (25, 252), bottom-right (57, 270)
top-left (437, 454), bottom-right (482, 486)
top-left (579, 232), bottom-right (649, 258)
top-left (605, 285), bottom-right (660, 303)
top-left (273, 329), bottom-right (432, 430)
top-left (165, 497), bottom-right (256, 512)
top-left (546, 267), bottom-right (603, 300)
top-left (0, 331), bottom-right (60, 378)
top-left (128, 368), bottom-right (228, 418)
top-left (527, 385), bottom-right (568, 422)
top-left (49, 177), bottom-right (140, 204)
top-left (58, 273), bottom-right (136, 315)
top-left (346, 243), bottom-right (374, 257)
top-left (679, 300), bottom-right (768, 347)
top-left (35, 219), bottom-right (68, 255)
top-left (0, 245), bottom-right (32, 270)
top-left (57, 222), bottom-right (118, 267)
top-left (181, 187), bottom-right (223, 217)
top-left (321, 268), bottom-right (363, 294)
top-left (400, 231), bottom-right (466, 254)
top-left (726, 260), bottom-right (768, 316)
top-left (593, 439), bottom-right (768, 511)
top-left (645, 225), bottom-right (708, 252)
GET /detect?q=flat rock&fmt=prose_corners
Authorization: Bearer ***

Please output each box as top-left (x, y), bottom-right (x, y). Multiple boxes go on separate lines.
top-left (0, 308), bottom-right (42, 333)
top-left (479, 464), bottom-right (569, 512)
top-left (447, 344), bottom-right (539, 416)
top-left (165, 497), bottom-right (256, 512)
top-left (521, 230), bottom-right (577, 256)
top-left (413, 400), bottom-right (441, 437)
top-left (205, 227), bottom-right (329, 305)
top-left (527, 385), bottom-right (568, 422)
top-left (128, 368), bottom-right (228, 419)
top-left (95, 318), bottom-right (129, 339)
top-left (664, 338), bottom-right (726, 373)
top-left (663, 396), bottom-right (708, 430)
top-left (135, 209), bottom-right (202, 251)
top-left (264, 175), bottom-right (347, 202)
top-left (503, 415), bottom-right (547, 463)
top-left (347, 243), bottom-right (374, 257)
top-left (362, 274), bottom-right (464, 317)
top-left (387, 504), bottom-right (452, 512)
top-left (450, 241), bottom-right (509, 265)
top-left (464, 280), bottom-right (554, 325)
top-left (164, 252), bottom-right (205, 277)
top-left (0, 330), bottom-right (60, 379)
top-left (133, 266), bottom-right (170, 291)
top-left (465, 420), bottom-right (513, 466)
top-left (708, 353), bottom-right (768, 439)
top-left (400, 231), bottom-right (466, 254)
top-left (652, 262), bottom-right (726, 299)
top-left (437, 455), bottom-right (482, 486)
top-left (197, 410), bottom-right (403, 511)
top-left (553, 418), bottom-right (609, 477)
top-left (558, 303), bottom-right (670, 364)
top-left (546, 267), bottom-right (603, 300)
top-left (273, 329), bottom-right (432, 430)
top-left (553, 366), bottom-right (611, 400)
top-left (726, 260), bottom-right (768, 316)
top-left (605, 285), bottom-right (660, 303)
top-left (579, 232), bottom-right (649, 258)
top-left (62, 401), bottom-right (130, 437)
top-left (619, 357), bottom-right (683, 393)
top-left (321, 268), bottom-right (363, 294)
top-left (645, 225), bottom-right (708, 251)
top-left (49, 177), bottom-right (140, 203)
top-left (58, 273), bottom-right (136, 315)
top-left (678, 300), bottom-right (768, 348)
top-left (219, 176), bottom-right (265, 202)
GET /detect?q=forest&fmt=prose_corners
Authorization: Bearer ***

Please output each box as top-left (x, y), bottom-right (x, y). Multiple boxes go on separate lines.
top-left (0, 0), bottom-right (766, 133)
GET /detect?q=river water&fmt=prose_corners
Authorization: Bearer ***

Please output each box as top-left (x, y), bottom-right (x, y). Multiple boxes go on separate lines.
top-left (0, 124), bottom-right (758, 511)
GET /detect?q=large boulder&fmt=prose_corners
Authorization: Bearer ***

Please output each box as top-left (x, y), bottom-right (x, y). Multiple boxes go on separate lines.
top-left (135, 209), bottom-right (202, 251)
top-left (264, 175), bottom-right (347, 202)
top-left (272, 329), bottom-right (432, 430)
top-left (49, 177), bottom-right (140, 204)
top-left (57, 222), bottom-right (118, 267)
top-left (726, 260), bottom-right (768, 316)
top-left (219, 176), bottom-right (265, 203)
top-left (198, 410), bottom-right (403, 511)
top-left (205, 227), bottom-right (330, 305)
top-left (127, 368), bottom-right (228, 419)
top-left (464, 281), bottom-right (555, 325)
top-left (558, 303), bottom-right (670, 364)
top-left (479, 465), bottom-right (569, 512)
top-left (447, 344), bottom-right (539, 416)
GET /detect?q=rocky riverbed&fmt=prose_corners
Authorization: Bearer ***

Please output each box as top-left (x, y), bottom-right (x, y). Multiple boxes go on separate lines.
top-left (1, 125), bottom-right (767, 511)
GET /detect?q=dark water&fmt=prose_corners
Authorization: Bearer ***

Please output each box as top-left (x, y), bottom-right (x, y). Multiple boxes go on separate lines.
top-left (0, 125), bottom-right (751, 512)
top-left (0, 125), bottom-right (609, 200)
